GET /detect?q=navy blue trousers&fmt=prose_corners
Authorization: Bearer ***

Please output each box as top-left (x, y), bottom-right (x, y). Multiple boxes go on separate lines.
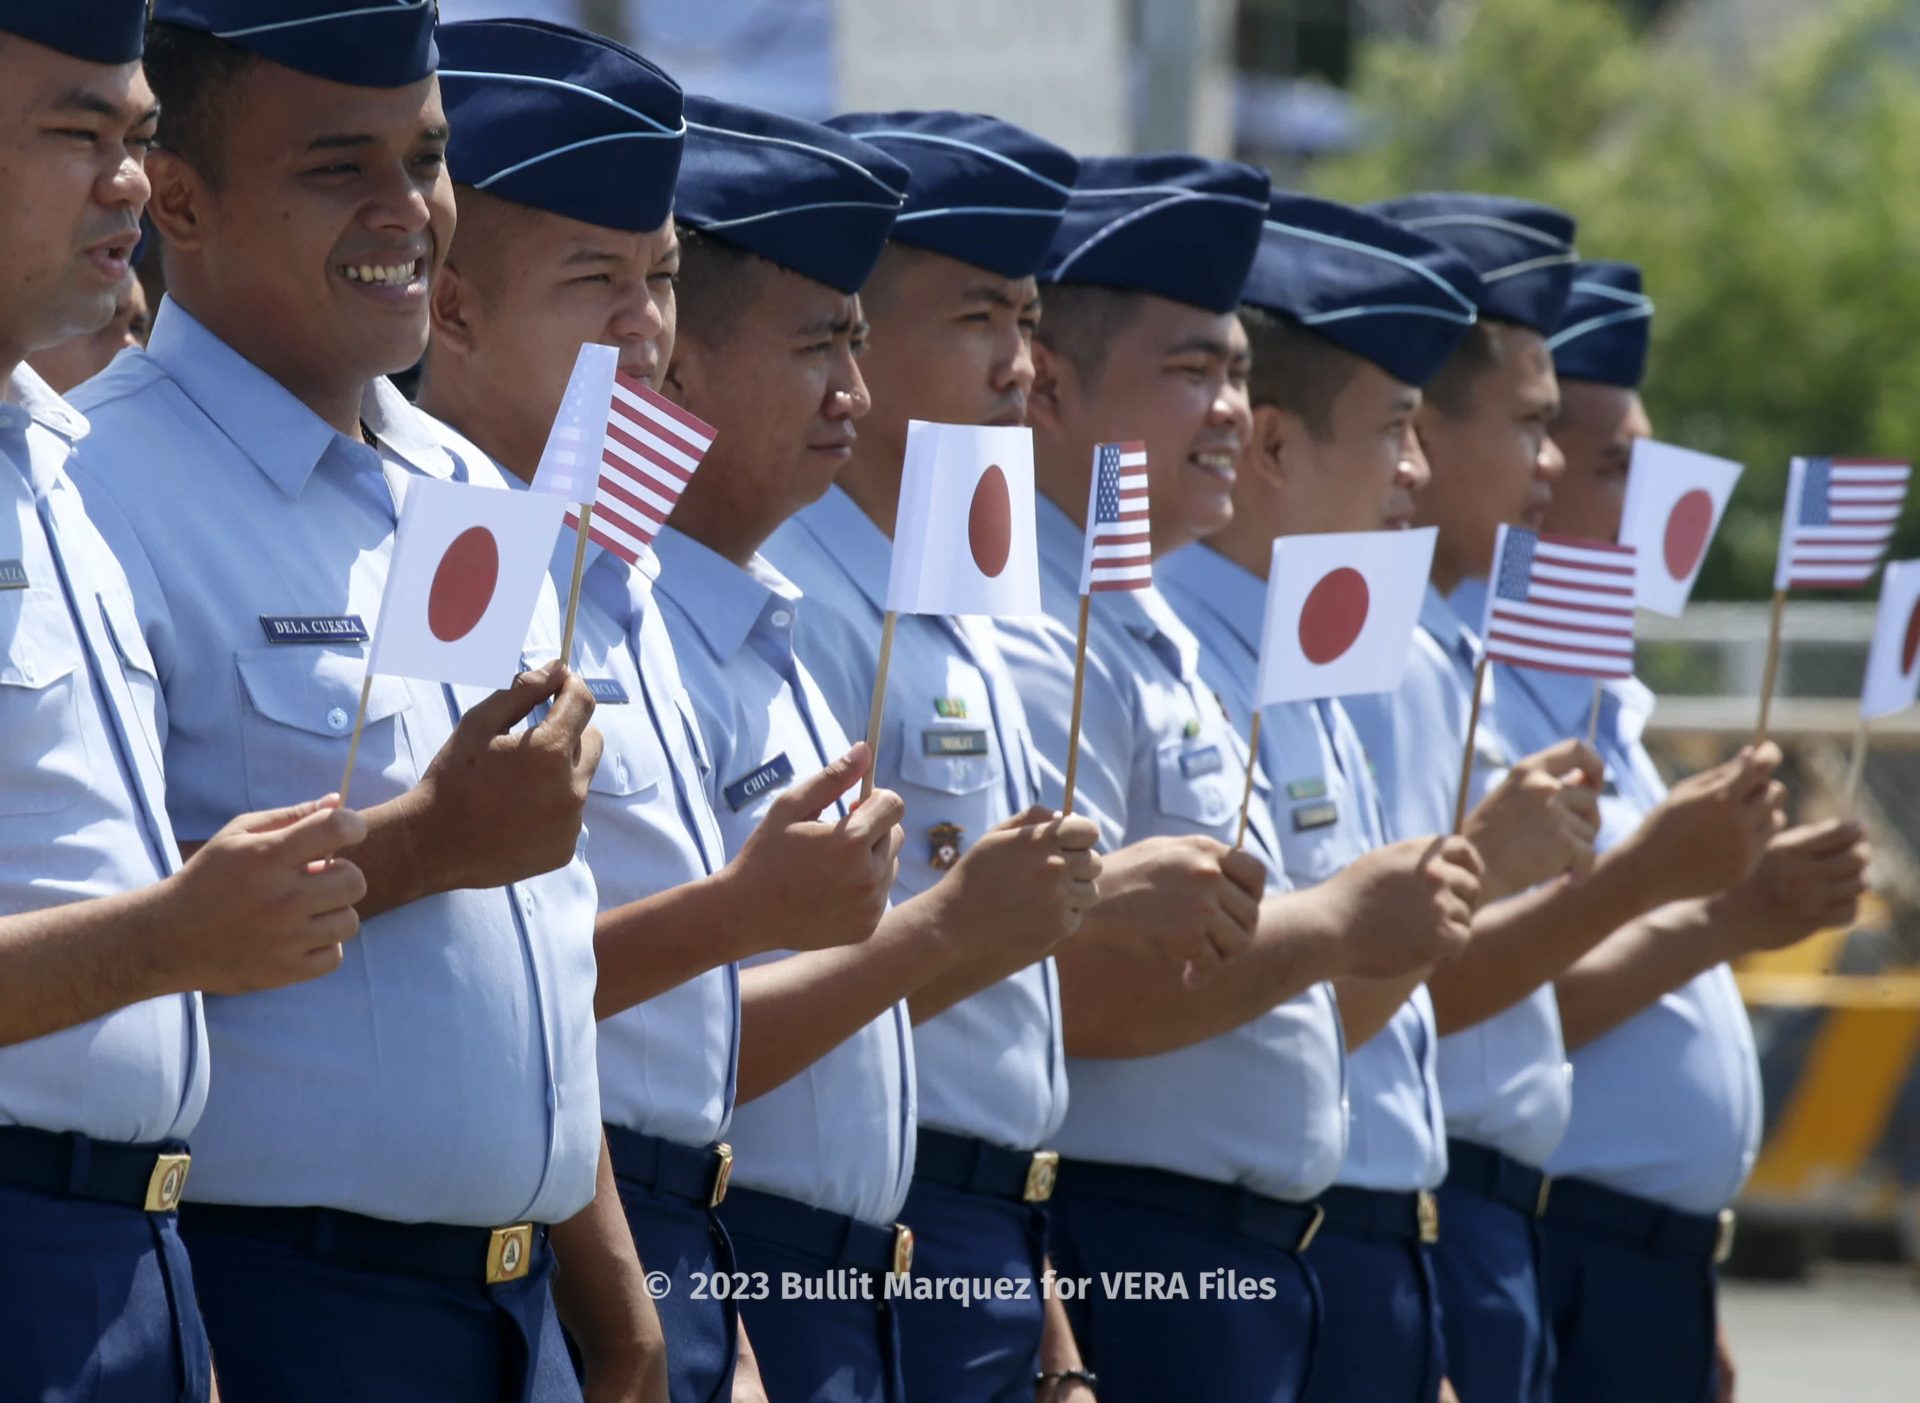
top-left (1302, 1231), bottom-right (1443, 1403)
top-left (613, 1177), bottom-right (739, 1403)
top-left (0, 1184), bottom-right (210, 1402)
top-left (894, 1180), bottom-right (1048, 1403)
top-left (1430, 1185), bottom-right (1553, 1403)
top-left (182, 1214), bottom-right (578, 1402)
top-left (1048, 1186), bottom-right (1321, 1403)
top-left (1545, 1219), bottom-right (1718, 1403)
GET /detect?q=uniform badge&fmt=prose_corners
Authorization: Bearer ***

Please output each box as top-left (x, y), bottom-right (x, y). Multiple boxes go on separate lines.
top-left (1182, 717), bottom-right (1201, 739)
top-left (1286, 777), bottom-right (1328, 802)
top-left (934, 697), bottom-right (968, 719)
top-left (0, 560), bottom-right (26, 590)
top-left (929, 822), bottom-right (964, 870)
top-left (1292, 801), bottom-right (1339, 832)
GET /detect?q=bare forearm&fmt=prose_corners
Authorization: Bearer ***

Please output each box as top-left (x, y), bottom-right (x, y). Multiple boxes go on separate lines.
top-left (1060, 889), bottom-right (1343, 1058)
top-left (1431, 838), bottom-right (1669, 1036)
top-left (549, 1137), bottom-right (661, 1379)
top-left (594, 871), bottom-right (762, 1020)
top-left (736, 894), bottom-right (955, 1103)
top-left (907, 939), bottom-right (1041, 1025)
top-left (1037, 1256), bottom-right (1084, 1372)
top-left (0, 887), bottom-right (181, 1046)
top-left (1335, 971), bottom-right (1427, 1050)
top-left (1555, 897), bottom-right (1729, 1050)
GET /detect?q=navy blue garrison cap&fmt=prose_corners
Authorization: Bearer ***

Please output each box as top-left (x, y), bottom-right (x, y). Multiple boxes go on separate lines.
top-left (1547, 260), bottom-right (1653, 389)
top-left (827, 111), bottom-right (1077, 280)
top-left (1040, 154), bottom-right (1271, 314)
top-left (1244, 192), bottom-right (1481, 388)
top-left (675, 96), bottom-right (909, 295)
top-left (1368, 193), bottom-right (1578, 336)
top-left (151, 0), bottom-right (437, 87)
top-left (439, 20), bottom-right (684, 235)
top-left (0, 0), bottom-right (145, 63)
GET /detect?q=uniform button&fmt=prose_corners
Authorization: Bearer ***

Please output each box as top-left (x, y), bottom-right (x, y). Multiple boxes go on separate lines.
top-left (326, 706), bottom-right (350, 731)
top-left (769, 609), bottom-right (793, 628)
top-left (615, 761), bottom-right (629, 786)
top-left (20, 662), bottom-right (35, 683)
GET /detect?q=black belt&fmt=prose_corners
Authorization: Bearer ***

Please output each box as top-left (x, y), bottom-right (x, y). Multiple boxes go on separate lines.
top-left (1446, 1139), bottom-right (1552, 1219)
top-left (915, 1128), bottom-right (1059, 1205)
top-left (180, 1202), bottom-right (547, 1286)
top-left (717, 1184), bottom-right (914, 1281)
top-left (1544, 1177), bottom-right (1735, 1264)
top-left (0, 1125), bottom-right (190, 1214)
top-left (1317, 1185), bottom-right (1441, 1246)
top-left (1054, 1159), bottom-right (1324, 1254)
top-left (605, 1124), bottom-right (734, 1210)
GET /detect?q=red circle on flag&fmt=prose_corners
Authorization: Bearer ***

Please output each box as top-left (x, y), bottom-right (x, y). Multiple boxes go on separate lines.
top-left (428, 526), bottom-right (501, 643)
top-left (1298, 567), bottom-right (1370, 665)
top-left (1663, 489), bottom-right (1715, 581)
top-left (1903, 598), bottom-right (1920, 675)
top-left (969, 465), bottom-right (1013, 578)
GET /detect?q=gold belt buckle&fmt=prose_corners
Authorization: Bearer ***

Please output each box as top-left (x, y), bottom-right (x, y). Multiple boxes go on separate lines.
top-left (486, 1224), bottom-right (535, 1285)
top-left (890, 1224), bottom-right (915, 1279)
top-left (1535, 1174), bottom-right (1554, 1219)
top-left (1417, 1190), bottom-right (1441, 1245)
top-left (143, 1153), bottom-right (190, 1213)
top-left (709, 1143), bottom-right (734, 1208)
top-left (1023, 1150), bottom-right (1059, 1204)
top-left (1297, 1203), bottom-right (1326, 1254)
top-left (1713, 1209), bottom-right (1736, 1266)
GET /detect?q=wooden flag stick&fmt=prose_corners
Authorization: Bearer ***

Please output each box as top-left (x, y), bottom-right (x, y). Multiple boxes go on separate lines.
top-left (1754, 588), bottom-right (1788, 745)
top-left (337, 673), bottom-right (375, 810)
top-left (1585, 682), bottom-right (1603, 749)
top-left (860, 610), bottom-right (899, 802)
top-left (1845, 717), bottom-right (1870, 812)
top-left (1453, 656), bottom-right (1491, 835)
top-left (1061, 594), bottom-right (1093, 816)
top-left (559, 503), bottom-right (594, 670)
top-left (1233, 710), bottom-right (1264, 851)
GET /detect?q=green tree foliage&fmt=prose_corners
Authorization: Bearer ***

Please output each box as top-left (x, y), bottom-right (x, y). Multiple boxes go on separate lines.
top-left (1313, 0), bottom-right (1920, 599)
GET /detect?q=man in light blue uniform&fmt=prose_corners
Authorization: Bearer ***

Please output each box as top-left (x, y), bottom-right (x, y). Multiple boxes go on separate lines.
top-left (996, 158), bottom-right (1486, 1403)
top-left (1161, 192), bottom-right (1552, 1403)
top-left (1499, 261), bottom-right (1869, 1403)
top-left (762, 110), bottom-right (1103, 1402)
top-left (0, 7), bottom-right (367, 1398)
top-left (1354, 195), bottom-right (1783, 1403)
top-left (68, 5), bottom-right (658, 1398)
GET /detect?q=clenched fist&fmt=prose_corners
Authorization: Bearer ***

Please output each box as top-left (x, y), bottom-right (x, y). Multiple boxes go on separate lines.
top-left (1466, 739), bottom-right (1602, 900)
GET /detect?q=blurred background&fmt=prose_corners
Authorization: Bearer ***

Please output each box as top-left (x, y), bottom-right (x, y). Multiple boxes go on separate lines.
top-left (428, 0), bottom-right (1920, 1389)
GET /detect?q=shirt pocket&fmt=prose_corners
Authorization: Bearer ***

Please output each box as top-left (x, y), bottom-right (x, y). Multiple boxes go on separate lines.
top-left (894, 718), bottom-right (1004, 895)
top-left (235, 646), bottom-right (415, 812)
top-left (0, 587), bottom-right (89, 816)
top-left (1153, 736), bottom-right (1239, 832)
top-left (586, 712), bottom-right (665, 803)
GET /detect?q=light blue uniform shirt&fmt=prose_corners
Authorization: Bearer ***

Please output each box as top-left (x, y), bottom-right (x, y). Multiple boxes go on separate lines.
top-left (652, 526), bottom-right (916, 1227)
top-left (513, 469), bottom-right (741, 1150)
top-left (67, 300), bottom-right (602, 1227)
top-left (765, 485), bottom-right (1067, 1153)
top-left (1489, 660), bottom-right (1763, 1215)
top-left (1161, 543), bottom-right (1446, 1192)
top-left (0, 366), bottom-right (206, 1146)
top-left (993, 498), bottom-right (1346, 1201)
top-left (1345, 582), bottom-right (1573, 1170)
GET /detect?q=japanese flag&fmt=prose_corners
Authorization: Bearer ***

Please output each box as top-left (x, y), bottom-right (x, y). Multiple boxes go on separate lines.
top-left (1616, 440), bottom-right (1742, 615)
top-left (367, 477), bottom-right (565, 688)
top-left (886, 420), bottom-right (1041, 617)
top-left (1254, 528), bottom-right (1437, 706)
top-left (1860, 559), bottom-right (1920, 720)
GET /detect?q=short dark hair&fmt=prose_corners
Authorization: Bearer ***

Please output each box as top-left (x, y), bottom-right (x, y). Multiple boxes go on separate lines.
top-left (672, 224), bottom-right (776, 348)
top-left (143, 21), bottom-right (256, 186)
top-left (1421, 319), bottom-right (1507, 420)
top-left (1237, 305), bottom-right (1363, 442)
top-left (1032, 281), bottom-right (1141, 388)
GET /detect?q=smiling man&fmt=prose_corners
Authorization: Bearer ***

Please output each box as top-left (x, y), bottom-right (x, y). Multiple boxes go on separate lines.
top-left (64, 4), bottom-right (648, 1399)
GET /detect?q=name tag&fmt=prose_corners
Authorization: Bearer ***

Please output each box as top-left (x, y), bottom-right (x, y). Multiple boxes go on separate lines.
top-left (924, 728), bottom-right (989, 757)
top-left (1286, 777), bottom-right (1327, 802)
top-left (1292, 801), bottom-right (1339, 832)
top-left (724, 752), bottom-right (794, 811)
top-left (259, 614), bottom-right (369, 645)
top-left (585, 678), bottom-right (630, 705)
top-left (1178, 744), bottom-right (1224, 779)
top-left (0, 560), bottom-right (26, 590)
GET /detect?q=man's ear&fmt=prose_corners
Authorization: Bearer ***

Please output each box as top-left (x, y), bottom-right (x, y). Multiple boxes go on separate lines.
top-left (1251, 402), bottom-right (1311, 488)
top-left (661, 336), bottom-right (701, 411)
top-left (1027, 337), bottom-right (1075, 438)
top-left (143, 150), bottom-right (211, 254)
top-left (429, 261), bottom-right (479, 358)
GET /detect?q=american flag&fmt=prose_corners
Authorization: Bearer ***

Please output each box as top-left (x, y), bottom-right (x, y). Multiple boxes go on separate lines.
top-left (1775, 457), bottom-right (1911, 590)
top-left (1079, 441), bottom-right (1152, 594)
top-left (1481, 527), bottom-right (1638, 679)
top-left (567, 372), bottom-right (716, 566)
